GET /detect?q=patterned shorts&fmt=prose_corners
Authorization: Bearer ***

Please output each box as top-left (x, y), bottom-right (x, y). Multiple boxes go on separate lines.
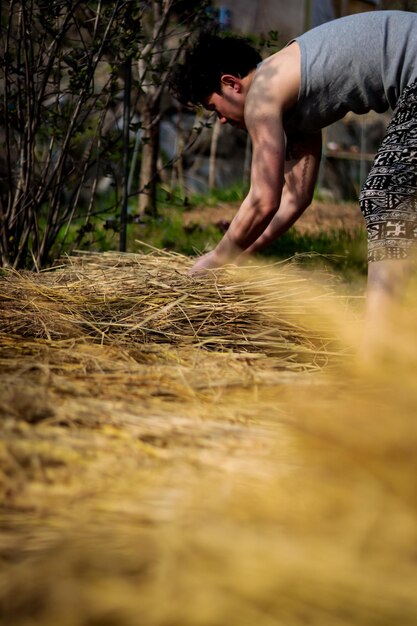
top-left (359, 81), bottom-right (417, 263)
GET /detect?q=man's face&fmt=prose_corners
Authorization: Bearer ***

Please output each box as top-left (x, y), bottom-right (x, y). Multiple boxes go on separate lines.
top-left (204, 81), bottom-right (246, 129)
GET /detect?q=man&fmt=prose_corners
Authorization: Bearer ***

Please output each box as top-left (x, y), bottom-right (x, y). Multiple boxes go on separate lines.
top-left (170, 11), bottom-right (417, 343)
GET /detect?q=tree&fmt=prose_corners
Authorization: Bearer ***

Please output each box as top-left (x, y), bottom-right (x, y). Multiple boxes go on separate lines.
top-left (0, 0), bottom-right (214, 267)
top-left (132, 0), bottom-right (212, 217)
top-left (0, 0), bottom-right (145, 268)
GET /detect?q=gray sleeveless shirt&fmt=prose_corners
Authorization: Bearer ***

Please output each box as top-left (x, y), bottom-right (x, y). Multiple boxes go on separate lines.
top-left (284, 10), bottom-right (417, 133)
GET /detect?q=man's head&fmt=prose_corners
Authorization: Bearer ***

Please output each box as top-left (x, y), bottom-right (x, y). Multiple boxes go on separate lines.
top-left (170, 34), bottom-right (262, 127)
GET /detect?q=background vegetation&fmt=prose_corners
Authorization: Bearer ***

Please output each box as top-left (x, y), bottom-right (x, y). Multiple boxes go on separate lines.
top-left (0, 0), bottom-right (212, 269)
top-left (1, 0), bottom-right (390, 281)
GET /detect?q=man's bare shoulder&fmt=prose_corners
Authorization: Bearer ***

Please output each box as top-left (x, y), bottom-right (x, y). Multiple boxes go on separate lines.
top-left (245, 42), bottom-right (301, 122)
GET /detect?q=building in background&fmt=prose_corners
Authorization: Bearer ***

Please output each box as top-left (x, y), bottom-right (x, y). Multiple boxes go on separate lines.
top-left (212, 0), bottom-right (380, 41)
top-left (311, 1), bottom-right (380, 26)
top-left (212, 0), bottom-right (306, 42)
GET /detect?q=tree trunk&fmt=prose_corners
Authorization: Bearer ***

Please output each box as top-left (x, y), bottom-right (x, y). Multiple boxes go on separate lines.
top-left (138, 102), bottom-right (160, 218)
top-left (208, 119), bottom-right (221, 191)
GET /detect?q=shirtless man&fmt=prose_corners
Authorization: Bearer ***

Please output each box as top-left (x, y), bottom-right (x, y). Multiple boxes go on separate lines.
top-left (170, 11), bottom-right (417, 342)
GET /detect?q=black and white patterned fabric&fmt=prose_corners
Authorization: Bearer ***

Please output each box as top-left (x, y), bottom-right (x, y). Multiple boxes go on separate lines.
top-left (360, 81), bottom-right (417, 263)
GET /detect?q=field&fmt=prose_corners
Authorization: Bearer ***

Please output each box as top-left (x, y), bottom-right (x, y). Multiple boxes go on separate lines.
top-left (1, 238), bottom-right (417, 626)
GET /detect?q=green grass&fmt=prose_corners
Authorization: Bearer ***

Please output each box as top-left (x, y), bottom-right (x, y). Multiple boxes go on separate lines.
top-left (186, 183), bottom-right (248, 208)
top-left (258, 227), bottom-right (368, 278)
top-left (125, 206), bottom-right (368, 288)
top-left (47, 184), bottom-right (368, 288)
top-left (128, 210), bottom-right (222, 256)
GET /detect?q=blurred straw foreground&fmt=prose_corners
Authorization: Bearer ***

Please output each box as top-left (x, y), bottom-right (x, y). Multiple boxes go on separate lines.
top-left (1, 249), bottom-right (417, 626)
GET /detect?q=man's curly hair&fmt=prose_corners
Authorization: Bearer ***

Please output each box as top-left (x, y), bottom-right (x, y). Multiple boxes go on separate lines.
top-left (170, 33), bottom-right (262, 108)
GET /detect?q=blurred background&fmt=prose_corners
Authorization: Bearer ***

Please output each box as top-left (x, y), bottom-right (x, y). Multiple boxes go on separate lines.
top-left (179, 0), bottom-right (414, 200)
top-left (1, 0), bottom-right (416, 269)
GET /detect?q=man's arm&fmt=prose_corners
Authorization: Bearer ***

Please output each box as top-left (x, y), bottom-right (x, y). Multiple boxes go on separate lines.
top-left (245, 131), bottom-right (322, 254)
top-left (190, 129), bottom-right (321, 272)
top-left (190, 112), bottom-right (287, 273)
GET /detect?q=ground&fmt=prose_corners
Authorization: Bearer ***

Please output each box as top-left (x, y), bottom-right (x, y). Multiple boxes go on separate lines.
top-left (183, 200), bottom-right (365, 235)
top-left (1, 238), bottom-right (417, 626)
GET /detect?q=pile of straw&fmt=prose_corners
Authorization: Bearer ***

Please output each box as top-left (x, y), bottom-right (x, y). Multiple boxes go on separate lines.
top-left (5, 249), bottom-right (417, 626)
top-left (1, 248), bottom-right (339, 503)
top-left (0, 249), bottom-right (341, 365)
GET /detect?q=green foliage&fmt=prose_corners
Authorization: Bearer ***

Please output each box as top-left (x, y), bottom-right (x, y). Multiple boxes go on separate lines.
top-left (258, 227), bottom-right (368, 280)
top-left (0, 0), bottom-right (214, 269)
top-left (41, 173), bottom-right (367, 284)
top-left (131, 209), bottom-right (367, 284)
top-left (0, 0), bottom-right (141, 268)
top-left (187, 183), bottom-right (248, 208)
top-left (129, 211), bottom-right (221, 256)
top-left (122, 180), bottom-right (368, 282)
top-left (138, 183), bottom-right (367, 283)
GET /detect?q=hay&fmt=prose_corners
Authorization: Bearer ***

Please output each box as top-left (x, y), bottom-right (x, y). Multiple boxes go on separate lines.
top-left (1, 249), bottom-right (417, 626)
top-left (0, 248), bottom-right (332, 505)
top-left (0, 248), bottom-right (340, 435)
top-left (0, 249), bottom-right (340, 364)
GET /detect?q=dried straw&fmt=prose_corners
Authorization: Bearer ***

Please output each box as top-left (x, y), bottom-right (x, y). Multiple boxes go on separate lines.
top-left (5, 250), bottom-right (416, 626)
top-left (0, 249), bottom-right (343, 367)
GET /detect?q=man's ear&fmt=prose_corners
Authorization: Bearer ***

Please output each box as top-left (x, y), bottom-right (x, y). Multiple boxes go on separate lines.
top-left (220, 74), bottom-right (241, 92)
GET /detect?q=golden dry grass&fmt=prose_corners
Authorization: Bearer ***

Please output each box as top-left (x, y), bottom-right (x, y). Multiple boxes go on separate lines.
top-left (1, 249), bottom-right (416, 626)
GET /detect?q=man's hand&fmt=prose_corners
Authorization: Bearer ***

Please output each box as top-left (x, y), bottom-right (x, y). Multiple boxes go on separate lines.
top-left (188, 250), bottom-right (225, 276)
